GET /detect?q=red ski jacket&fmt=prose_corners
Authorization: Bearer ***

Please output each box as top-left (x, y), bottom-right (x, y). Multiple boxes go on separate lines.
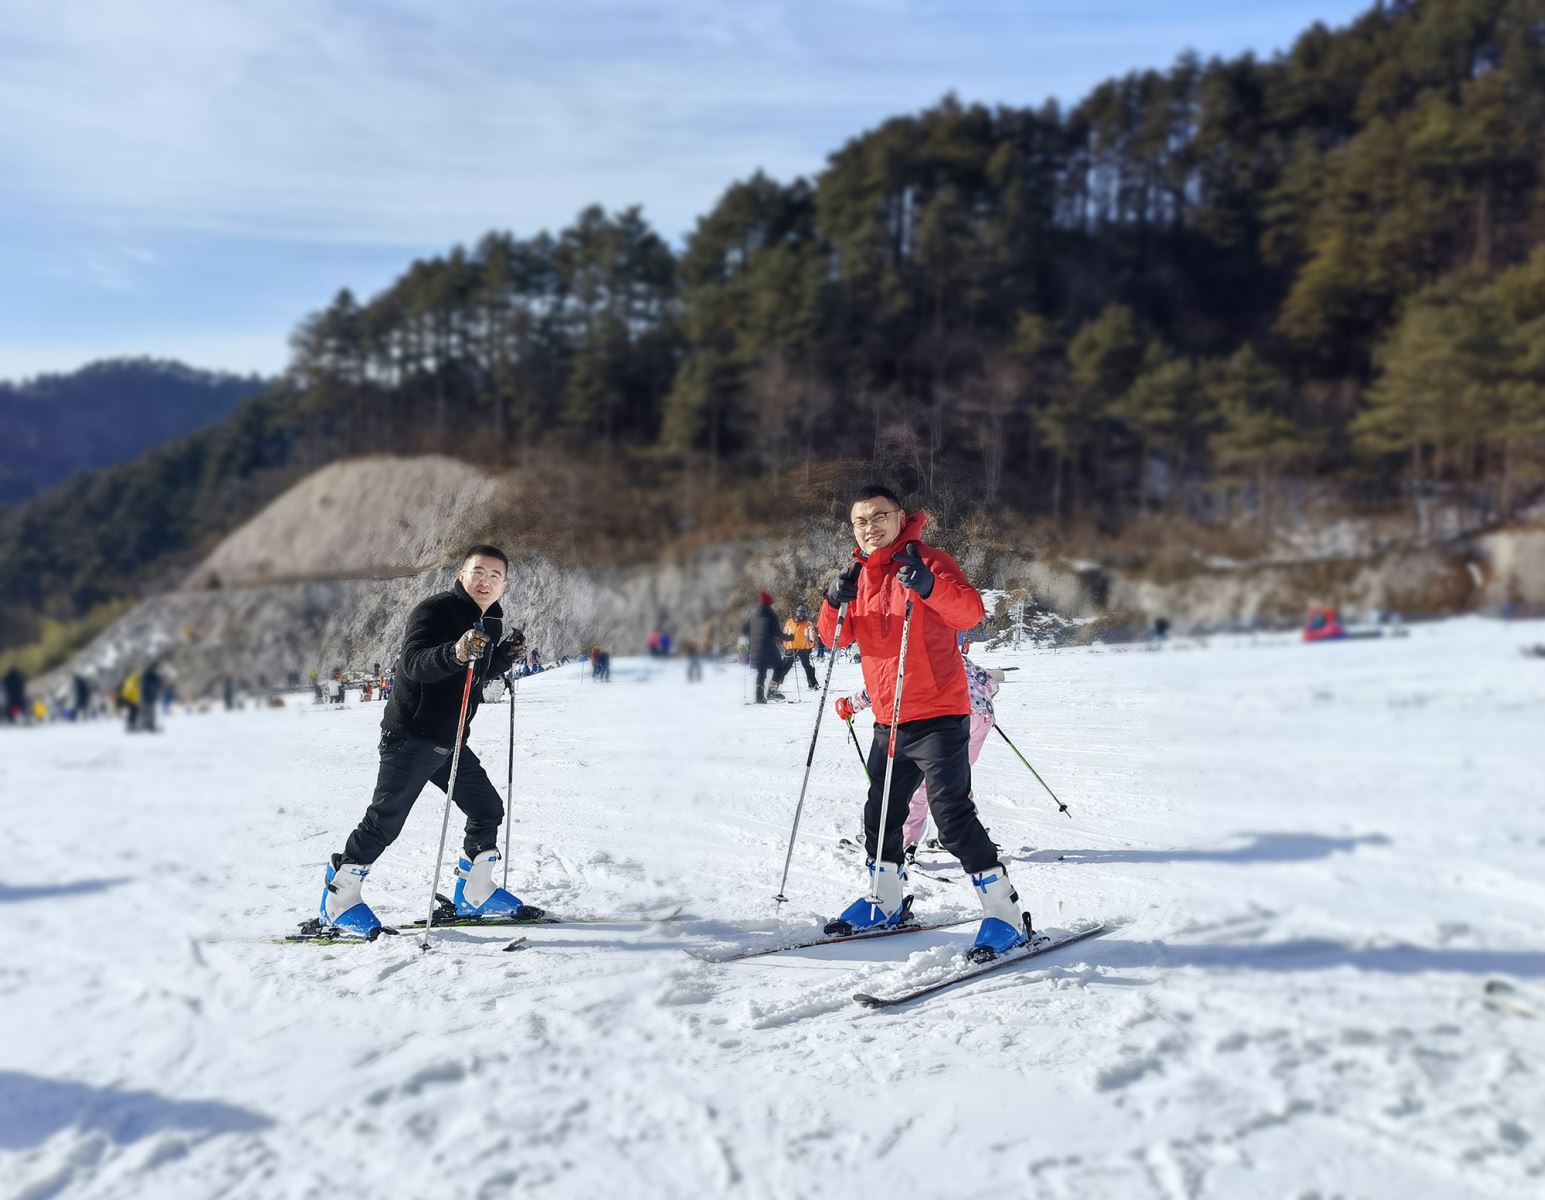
top-left (817, 512), bottom-right (985, 725)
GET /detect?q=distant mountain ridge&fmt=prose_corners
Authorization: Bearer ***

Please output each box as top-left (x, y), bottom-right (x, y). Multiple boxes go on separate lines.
top-left (0, 358), bottom-right (272, 502)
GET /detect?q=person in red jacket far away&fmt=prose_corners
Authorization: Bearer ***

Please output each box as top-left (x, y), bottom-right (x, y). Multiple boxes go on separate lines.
top-left (818, 484), bottom-right (1034, 963)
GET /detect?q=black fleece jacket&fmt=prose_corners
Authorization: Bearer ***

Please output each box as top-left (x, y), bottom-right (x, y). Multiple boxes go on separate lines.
top-left (380, 581), bottom-right (520, 747)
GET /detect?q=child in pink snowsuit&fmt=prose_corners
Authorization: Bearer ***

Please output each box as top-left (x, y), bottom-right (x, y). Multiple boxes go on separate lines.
top-left (840, 655), bottom-right (999, 852)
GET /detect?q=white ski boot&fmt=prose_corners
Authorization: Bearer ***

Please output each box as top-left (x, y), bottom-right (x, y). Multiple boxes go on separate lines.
top-left (825, 860), bottom-right (912, 936)
top-left (319, 854), bottom-right (382, 938)
top-left (969, 867), bottom-right (1031, 962)
top-left (452, 848), bottom-right (536, 919)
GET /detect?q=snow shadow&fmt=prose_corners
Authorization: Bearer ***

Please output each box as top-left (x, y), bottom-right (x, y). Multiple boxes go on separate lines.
top-left (1026, 831), bottom-right (1389, 866)
top-left (1095, 938), bottom-right (1545, 978)
top-left (0, 877), bottom-right (130, 904)
top-left (0, 1071), bottom-right (273, 1151)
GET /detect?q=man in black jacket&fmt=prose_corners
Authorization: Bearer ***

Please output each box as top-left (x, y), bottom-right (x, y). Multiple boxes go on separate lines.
top-left (319, 544), bottom-right (534, 937)
top-left (747, 590), bottom-right (783, 704)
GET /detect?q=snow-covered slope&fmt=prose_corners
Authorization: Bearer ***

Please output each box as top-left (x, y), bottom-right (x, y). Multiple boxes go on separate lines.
top-left (3, 618), bottom-right (1542, 1197)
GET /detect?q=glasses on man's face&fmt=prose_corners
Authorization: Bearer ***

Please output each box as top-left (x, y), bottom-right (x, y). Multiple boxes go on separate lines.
top-left (850, 509), bottom-right (901, 532)
top-left (466, 567), bottom-right (506, 584)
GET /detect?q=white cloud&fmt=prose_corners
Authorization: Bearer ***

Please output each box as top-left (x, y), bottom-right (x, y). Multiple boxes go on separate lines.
top-left (0, 1), bottom-right (1370, 248)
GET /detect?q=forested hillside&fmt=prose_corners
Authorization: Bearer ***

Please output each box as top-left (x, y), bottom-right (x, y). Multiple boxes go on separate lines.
top-left (0, 358), bottom-right (268, 502)
top-left (5, 0), bottom-right (1543, 659)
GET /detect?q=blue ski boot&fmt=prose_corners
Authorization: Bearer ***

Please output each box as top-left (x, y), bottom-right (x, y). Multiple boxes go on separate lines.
top-left (824, 860), bottom-right (911, 936)
top-left (319, 854), bottom-right (383, 938)
top-left (453, 849), bottom-right (535, 918)
top-left (968, 867), bottom-right (1031, 963)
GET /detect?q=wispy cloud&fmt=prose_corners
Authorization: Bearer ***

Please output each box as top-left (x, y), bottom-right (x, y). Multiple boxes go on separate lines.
top-left (0, 0), bottom-right (1371, 246)
top-left (0, 0), bottom-right (1374, 377)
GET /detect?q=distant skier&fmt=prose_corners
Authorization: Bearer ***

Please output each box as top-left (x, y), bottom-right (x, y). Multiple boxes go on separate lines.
top-left (316, 545), bottom-right (531, 938)
top-left (141, 664), bottom-right (163, 732)
top-left (773, 604), bottom-right (820, 693)
top-left (836, 652), bottom-right (998, 860)
top-left (4, 666), bottom-right (27, 724)
top-left (121, 670), bottom-right (142, 731)
top-left (747, 591), bottom-right (783, 703)
top-left (819, 484), bottom-right (1031, 962)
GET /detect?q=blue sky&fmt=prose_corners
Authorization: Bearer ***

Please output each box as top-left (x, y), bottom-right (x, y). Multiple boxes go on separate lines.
top-left (0, 0), bottom-right (1375, 381)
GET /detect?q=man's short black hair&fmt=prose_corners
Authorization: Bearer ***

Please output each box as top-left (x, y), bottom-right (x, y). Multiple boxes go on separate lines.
top-left (461, 543), bottom-right (510, 571)
top-left (852, 483), bottom-right (903, 509)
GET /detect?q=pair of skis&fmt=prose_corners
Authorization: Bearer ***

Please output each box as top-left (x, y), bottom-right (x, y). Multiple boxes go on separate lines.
top-left (279, 897), bottom-right (683, 944)
top-left (698, 914), bottom-right (1107, 1008)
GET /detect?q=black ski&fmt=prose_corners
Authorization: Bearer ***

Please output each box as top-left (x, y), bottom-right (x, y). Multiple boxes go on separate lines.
top-left (853, 922), bottom-right (1108, 1008)
top-left (276, 918), bottom-right (400, 945)
top-left (690, 915), bottom-right (978, 964)
top-left (408, 895), bottom-right (684, 929)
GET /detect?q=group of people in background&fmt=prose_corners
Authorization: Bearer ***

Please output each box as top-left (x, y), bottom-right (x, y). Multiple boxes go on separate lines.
top-left (1, 663), bottom-right (174, 730)
top-left (311, 669), bottom-right (396, 705)
top-left (743, 595), bottom-right (835, 704)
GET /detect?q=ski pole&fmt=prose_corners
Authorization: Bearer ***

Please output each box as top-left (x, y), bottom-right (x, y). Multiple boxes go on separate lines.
top-left (991, 722), bottom-right (1072, 818)
top-left (867, 596), bottom-right (914, 913)
top-left (773, 601), bottom-right (851, 905)
top-left (420, 622), bottom-right (483, 950)
top-left (845, 716), bottom-right (871, 782)
top-left (503, 670), bottom-right (517, 891)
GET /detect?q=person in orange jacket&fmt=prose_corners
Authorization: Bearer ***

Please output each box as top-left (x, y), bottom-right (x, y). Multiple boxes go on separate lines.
top-left (771, 603), bottom-right (820, 695)
top-left (818, 483), bottom-right (1031, 962)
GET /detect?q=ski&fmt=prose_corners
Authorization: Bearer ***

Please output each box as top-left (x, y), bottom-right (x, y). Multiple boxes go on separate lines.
top-left (276, 918), bottom-right (400, 945)
top-left (852, 922), bottom-right (1108, 1008)
top-left (690, 915), bottom-right (978, 964)
top-left (1484, 978), bottom-right (1543, 1020)
top-left (279, 902), bottom-right (683, 941)
top-left (407, 895), bottom-right (684, 929)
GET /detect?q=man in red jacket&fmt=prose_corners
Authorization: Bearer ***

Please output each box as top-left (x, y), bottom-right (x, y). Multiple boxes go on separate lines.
top-left (819, 484), bottom-right (1031, 961)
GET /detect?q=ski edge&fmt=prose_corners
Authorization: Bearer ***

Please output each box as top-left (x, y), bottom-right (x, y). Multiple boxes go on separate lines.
top-left (852, 922), bottom-right (1108, 1008)
top-left (690, 915), bottom-right (978, 964)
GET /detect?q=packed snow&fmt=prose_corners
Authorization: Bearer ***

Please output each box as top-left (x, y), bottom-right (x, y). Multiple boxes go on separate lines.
top-left (2, 617), bottom-right (1543, 1198)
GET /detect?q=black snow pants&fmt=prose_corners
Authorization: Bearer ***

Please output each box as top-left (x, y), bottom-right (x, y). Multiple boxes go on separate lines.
top-left (343, 730), bottom-right (504, 866)
top-left (774, 650), bottom-right (818, 690)
top-left (865, 715), bottom-right (997, 874)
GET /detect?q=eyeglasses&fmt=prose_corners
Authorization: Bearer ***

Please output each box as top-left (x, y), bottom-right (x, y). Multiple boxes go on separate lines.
top-left (465, 567), bottom-right (506, 584)
top-left (850, 509), bottom-right (901, 531)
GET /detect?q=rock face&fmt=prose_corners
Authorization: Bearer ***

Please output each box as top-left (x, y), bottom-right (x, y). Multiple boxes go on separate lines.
top-left (186, 456), bottom-right (500, 587)
top-left (1473, 526), bottom-right (1545, 608)
top-left (1107, 546), bottom-right (1478, 629)
top-left (66, 456), bottom-right (857, 695)
top-left (54, 456), bottom-right (1544, 697)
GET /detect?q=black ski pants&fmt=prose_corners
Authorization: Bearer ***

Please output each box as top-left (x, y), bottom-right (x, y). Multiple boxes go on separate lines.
top-left (343, 731), bottom-right (503, 866)
top-left (865, 715), bottom-right (997, 874)
top-left (774, 650), bottom-right (818, 690)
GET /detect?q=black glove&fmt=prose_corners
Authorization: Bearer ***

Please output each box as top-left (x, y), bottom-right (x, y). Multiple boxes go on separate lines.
top-left (825, 562), bottom-right (861, 608)
top-left (892, 543), bottom-right (934, 599)
top-left (504, 626), bottom-right (527, 658)
top-left (455, 626), bottom-right (491, 664)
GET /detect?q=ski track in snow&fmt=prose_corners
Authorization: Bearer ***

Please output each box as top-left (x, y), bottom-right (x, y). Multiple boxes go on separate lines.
top-left (2, 617), bottom-right (1544, 1197)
